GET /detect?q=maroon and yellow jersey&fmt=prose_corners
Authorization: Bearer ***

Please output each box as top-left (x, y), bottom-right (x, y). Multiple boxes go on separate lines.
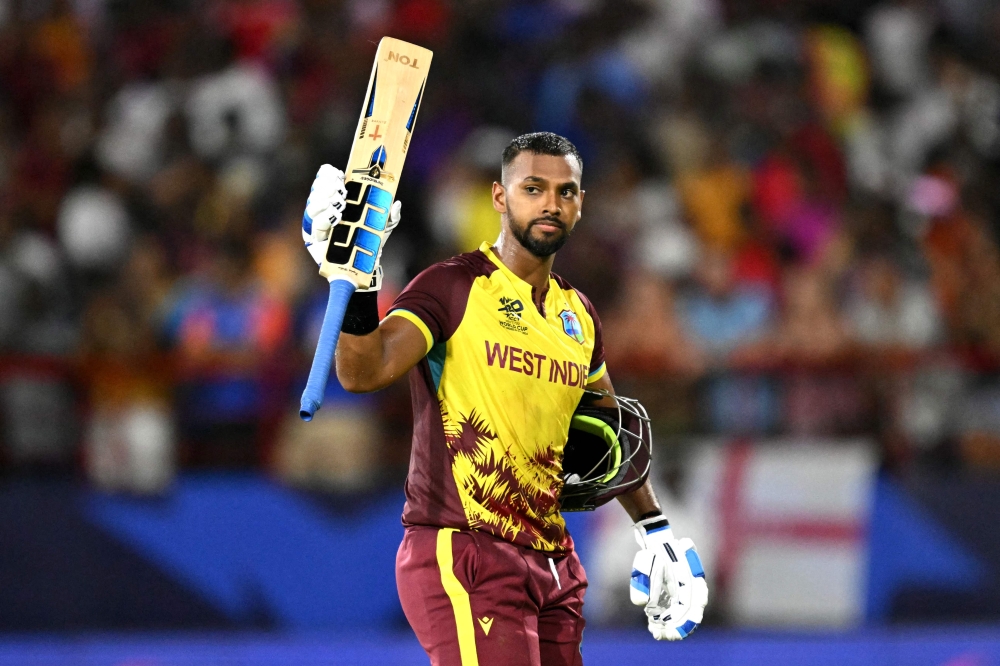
top-left (387, 242), bottom-right (606, 553)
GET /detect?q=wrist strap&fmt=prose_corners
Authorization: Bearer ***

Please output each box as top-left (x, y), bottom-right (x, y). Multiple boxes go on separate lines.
top-left (341, 290), bottom-right (380, 335)
top-left (636, 514), bottom-right (670, 534)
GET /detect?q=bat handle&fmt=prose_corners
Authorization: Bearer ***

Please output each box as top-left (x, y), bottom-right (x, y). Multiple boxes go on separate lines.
top-left (300, 277), bottom-right (358, 421)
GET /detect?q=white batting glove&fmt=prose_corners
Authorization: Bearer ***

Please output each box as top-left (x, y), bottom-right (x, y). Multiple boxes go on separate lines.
top-left (302, 164), bottom-right (346, 264)
top-left (301, 164), bottom-right (401, 291)
top-left (630, 516), bottom-right (708, 641)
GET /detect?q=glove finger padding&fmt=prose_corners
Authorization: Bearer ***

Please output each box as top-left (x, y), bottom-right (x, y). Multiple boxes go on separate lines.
top-left (387, 200), bottom-right (402, 232)
top-left (301, 164), bottom-right (402, 291)
top-left (303, 227), bottom-right (326, 266)
top-left (303, 165), bottom-right (347, 249)
top-left (648, 539), bottom-right (708, 641)
top-left (630, 548), bottom-right (654, 606)
top-left (632, 519), bottom-right (709, 642)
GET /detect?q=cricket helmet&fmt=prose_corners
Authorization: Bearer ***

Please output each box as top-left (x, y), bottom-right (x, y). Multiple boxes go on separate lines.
top-left (559, 389), bottom-right (652, 511)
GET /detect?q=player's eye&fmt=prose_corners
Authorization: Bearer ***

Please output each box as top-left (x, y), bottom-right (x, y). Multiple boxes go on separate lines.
top-left (562, 188), bottom-right (575, 197)
top-left (525, 186), bottom-right (540, 194)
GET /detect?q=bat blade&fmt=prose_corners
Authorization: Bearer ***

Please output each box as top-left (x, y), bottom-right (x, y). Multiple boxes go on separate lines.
top-left (320, 36), bottom-right (432, 283)
top-left (300, 37), bottom-right (432, 421)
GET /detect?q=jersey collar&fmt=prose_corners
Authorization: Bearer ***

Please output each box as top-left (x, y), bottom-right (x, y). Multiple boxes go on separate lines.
top-left (480, 242), bottom-right (554, 316)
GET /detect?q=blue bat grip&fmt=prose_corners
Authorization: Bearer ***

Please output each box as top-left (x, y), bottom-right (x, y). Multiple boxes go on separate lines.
top-left (300, 278), bottom-right (358, 421)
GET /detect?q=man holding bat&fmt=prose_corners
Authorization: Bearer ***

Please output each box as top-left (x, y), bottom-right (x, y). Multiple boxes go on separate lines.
top-left (302, 132), bottom-right (707, 665)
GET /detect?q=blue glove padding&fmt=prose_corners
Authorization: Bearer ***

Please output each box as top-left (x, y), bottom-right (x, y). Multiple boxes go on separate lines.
top-left (631, 516), bottom-right (708, 641)
top-left (301, 164), bottom-right (401, 290)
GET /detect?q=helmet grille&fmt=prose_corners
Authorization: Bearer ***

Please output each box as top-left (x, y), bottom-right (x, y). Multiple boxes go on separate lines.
top-left (559, 390), bottom-right (652, 512)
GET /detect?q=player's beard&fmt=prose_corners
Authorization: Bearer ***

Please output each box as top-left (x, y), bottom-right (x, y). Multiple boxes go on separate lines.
top-left (506, 207), bottom-right (571, 258)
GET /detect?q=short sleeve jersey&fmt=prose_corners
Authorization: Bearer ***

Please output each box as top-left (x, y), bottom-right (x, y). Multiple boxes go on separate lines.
top-left (388, 242), bottom-right (606, 553)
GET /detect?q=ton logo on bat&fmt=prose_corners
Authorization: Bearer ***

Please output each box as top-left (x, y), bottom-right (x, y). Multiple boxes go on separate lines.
top-left (386, 51), bottom-right (421, 68)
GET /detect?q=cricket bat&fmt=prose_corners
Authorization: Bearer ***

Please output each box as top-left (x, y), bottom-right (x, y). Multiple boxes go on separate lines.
top-left (300, 37), bottom-right (432, 421)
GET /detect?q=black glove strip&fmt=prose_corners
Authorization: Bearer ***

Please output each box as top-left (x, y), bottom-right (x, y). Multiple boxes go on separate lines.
top-left (638, 511), bottom-right (668, 526)
top-left (341, 290), bottom-right (380, 336)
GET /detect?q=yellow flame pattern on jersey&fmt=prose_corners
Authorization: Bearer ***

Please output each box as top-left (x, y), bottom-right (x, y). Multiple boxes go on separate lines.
top-left (441, 401), bottom-right (566, 550)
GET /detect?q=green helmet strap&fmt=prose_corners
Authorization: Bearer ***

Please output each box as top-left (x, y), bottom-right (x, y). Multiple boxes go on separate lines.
top-left (569, 414), bottom-right (622, 483)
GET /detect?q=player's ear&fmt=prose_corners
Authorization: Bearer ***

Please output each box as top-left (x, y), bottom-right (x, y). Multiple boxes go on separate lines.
top-left (492, 181), bottom-right (507, 214)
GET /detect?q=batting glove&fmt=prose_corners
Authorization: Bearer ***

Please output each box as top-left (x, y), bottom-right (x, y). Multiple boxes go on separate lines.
top-left (301, 164), bottom-right (401, 291)
top-left (630, 516), bottom-right (708, 641)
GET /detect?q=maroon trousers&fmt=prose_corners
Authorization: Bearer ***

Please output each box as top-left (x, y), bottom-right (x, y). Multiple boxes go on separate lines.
top-left (396, 526), bottom-right (588, 666)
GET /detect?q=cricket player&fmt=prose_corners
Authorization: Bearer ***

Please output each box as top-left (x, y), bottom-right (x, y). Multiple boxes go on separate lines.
top-left (302, 132), bottom-right (707, 665)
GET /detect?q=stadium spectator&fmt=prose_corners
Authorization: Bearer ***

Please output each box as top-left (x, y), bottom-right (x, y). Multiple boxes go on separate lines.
top-left (1, 0), bottom-right (1000, 477)
top-left (162, 238), bottom-right (290, 467)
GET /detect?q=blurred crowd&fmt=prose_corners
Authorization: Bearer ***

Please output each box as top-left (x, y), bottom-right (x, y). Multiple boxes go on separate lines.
top-left (2, 0), bottom-right (1000, 493)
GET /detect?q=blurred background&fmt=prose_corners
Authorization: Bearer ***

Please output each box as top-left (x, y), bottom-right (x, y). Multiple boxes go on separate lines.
top-left (2, 0), bottom-right (1000, 663)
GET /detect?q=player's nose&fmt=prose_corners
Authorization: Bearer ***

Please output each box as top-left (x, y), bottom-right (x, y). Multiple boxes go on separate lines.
top-left (541, 190), bottom-right (562, 216)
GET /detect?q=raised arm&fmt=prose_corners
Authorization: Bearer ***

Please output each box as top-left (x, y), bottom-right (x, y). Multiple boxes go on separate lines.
top-left (300, 164), bottom-right (431, 395)
top-left (336, 310), bottom-right (429, 393)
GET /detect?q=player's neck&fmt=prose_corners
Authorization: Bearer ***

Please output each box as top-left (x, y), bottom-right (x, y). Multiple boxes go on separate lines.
top-left (492, 236), bottom-right (554, 297)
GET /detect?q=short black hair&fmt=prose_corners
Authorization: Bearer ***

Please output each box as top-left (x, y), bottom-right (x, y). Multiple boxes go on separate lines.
top-left (501, 132), bottom-right (582, 176)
